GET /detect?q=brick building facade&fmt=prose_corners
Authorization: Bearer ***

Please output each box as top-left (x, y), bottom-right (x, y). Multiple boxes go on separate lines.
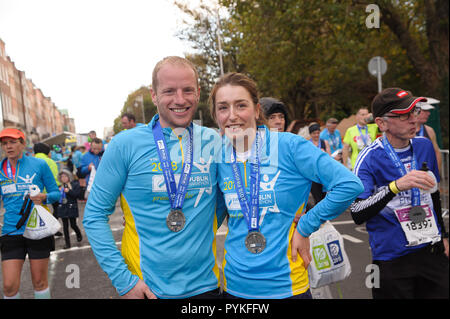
top-left (0, 38), bottom-right (75, 145)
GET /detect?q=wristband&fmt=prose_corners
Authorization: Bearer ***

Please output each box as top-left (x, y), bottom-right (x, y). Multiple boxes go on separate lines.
top-left (389, 181), bottom-right (400, 194)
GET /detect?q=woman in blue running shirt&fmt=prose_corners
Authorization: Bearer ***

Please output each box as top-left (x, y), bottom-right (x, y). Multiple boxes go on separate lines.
top-left (0, 128), bottom-right (60, 299)
top-left (209, 73), bottom-right (363, 299)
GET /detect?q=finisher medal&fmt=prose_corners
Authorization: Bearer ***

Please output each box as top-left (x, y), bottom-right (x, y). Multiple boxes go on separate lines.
top-left (245, 231), bottom-right (266, 254)
top-left (152, 118), bottom-right (193, 233)
top-left (409, 206), bottom-right (426, 223)
top-left (230, 129), bottom-right (267, 254)
top-left (166, 209), bottom-right (186, 232)
top-left (62, 198), bottom-right (68, 204)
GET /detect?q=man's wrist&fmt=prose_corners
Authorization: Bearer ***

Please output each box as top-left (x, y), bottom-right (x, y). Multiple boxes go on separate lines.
top-left (389, 181), bottom-right (400, 194)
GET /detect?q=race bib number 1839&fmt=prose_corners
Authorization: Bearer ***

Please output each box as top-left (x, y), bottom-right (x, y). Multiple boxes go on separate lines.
top-left (394, 205), bottom-right (441, 247)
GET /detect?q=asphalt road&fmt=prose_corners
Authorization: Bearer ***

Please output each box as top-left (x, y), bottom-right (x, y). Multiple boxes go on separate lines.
top-left (0, 201), bottom-right (447, 299)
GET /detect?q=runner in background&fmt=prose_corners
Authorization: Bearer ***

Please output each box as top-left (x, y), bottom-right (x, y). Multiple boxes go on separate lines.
top-left (415, 102), bottom-right (442, 175)
top-left (342, 107), bottom-right (378, 170)
top-left (0, 128), bottom-right (60, 299)
top-left (351, 88), bottom-right (448, 299)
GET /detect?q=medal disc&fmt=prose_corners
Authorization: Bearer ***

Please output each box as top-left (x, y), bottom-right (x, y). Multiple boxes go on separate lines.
top-left (245, 231), bottom-right (266, 254)
top-left (62, 198), bottom-right (68, 204)
top-left (409, 206), bottom-right (426, 223)
top-left (166, 209), bottom-right (186, 232)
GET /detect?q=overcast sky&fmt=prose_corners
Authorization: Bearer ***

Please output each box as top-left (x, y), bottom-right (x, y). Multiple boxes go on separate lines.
top-left (0, 0), bottom-right (197, 138)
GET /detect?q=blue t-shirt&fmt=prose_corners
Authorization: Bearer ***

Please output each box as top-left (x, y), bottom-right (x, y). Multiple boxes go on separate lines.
top-left (0, 155), bottom-right (60, 235)
top-left (354, 136), bottom-right (442, 261)
top-left (320, 128), bottom-right (342, 154)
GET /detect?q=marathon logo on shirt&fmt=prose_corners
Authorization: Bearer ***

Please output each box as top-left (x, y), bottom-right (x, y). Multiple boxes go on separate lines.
top-left (223, 171), bottom-right (281, 224)
top-left (1, 173), bottom-right (36, 196)
top-left (150, 156), bottom-right (214, 207)
top-left (152, 173), bottom-right (211, 191)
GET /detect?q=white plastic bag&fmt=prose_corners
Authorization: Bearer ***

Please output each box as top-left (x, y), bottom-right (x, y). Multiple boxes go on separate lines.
top-left (23, 205), bottom-right (61, 240)
top-left (22, 185), bottom-right (61, 240)
top-left (308, 221), bottom-right (351, 288)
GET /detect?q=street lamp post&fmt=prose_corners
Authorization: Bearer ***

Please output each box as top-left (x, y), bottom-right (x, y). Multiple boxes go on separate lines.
top-left (134, 95), bottom-right (145, 124)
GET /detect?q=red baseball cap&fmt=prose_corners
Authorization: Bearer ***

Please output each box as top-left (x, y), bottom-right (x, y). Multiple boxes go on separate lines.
top-left (0, 128), bottom-right (26, 140)
top-left (371, 88), bottom-right (427, 118)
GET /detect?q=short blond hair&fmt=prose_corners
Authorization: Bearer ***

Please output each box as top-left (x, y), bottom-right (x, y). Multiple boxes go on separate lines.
top-left (151, 56), bottom-right (199, 93)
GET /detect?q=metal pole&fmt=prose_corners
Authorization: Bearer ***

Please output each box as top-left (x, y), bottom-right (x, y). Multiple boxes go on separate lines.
top-left (376, 56), bottom-right (382, 92)
top-left (141, 95), bottom-right (145, 124)
top-left (216, 10), bottom-right (224, 77)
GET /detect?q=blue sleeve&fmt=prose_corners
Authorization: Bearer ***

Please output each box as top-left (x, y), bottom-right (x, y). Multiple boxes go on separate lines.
top-left (291, 137), bottom-right (364, 237)
top-left (319, 130), bottom-right (327, 140)
top-left (41, 161), bottom-right (60, 204)
top-left (80, 153), bottom-right (91, 175)
top-left (82, 138), bottom-right (139, 296)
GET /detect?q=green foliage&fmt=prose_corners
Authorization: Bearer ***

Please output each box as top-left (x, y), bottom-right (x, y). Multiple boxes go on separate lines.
top-left (173, 0), bottom-right (448, 146)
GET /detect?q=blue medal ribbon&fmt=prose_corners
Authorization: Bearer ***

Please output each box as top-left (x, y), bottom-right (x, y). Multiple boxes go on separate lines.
top-left (6, 160), bottom-right (14, 180)
top-left (59, 187), bottom-right (67, 204)
top-left (152, 120), bottom-right (193, 211)
top-left (230, 131), bottom-right (261, 232)
top-left (382, 136), bottom-right (421, 206)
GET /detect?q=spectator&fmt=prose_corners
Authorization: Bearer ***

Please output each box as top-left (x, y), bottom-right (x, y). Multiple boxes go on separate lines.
top-left (320, 117), bottom-right (343, 161)
top-left (121, 113), bottom-right (137, 130)
top-left (259, 97), bottom-right (289, 132)
top-left (56, 169), bottom-right (83, 249)
top-left (415, 102), bottom-right (442, 174)
top-left (342, 107), bottom-right (378, 170)
top-left (80, 138), bottom-right (103, 191)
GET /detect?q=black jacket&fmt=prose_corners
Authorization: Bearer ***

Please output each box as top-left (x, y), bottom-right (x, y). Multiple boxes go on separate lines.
top-left (56, 180), bottom-right (81, 218)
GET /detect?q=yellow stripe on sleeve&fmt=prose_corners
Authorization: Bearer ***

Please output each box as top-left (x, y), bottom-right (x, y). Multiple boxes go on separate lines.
top-left (120, 194), bottom-right (143, 280)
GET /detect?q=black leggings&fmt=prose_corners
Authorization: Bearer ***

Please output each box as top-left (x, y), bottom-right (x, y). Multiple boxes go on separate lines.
top-left (62, 218), bottom-right (82, 246)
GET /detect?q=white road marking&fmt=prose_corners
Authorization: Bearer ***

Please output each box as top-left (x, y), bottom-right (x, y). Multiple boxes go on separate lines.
top-left (341, 234), bottom-right (363, 243)
top-left (331, 220), bottom-right (355, 225)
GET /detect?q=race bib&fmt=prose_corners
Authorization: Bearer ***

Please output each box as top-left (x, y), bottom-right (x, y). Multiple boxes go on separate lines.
top-left (1, 183), bottom-right (17, 194)
top-left (394, 205), bottom-right (441, 247)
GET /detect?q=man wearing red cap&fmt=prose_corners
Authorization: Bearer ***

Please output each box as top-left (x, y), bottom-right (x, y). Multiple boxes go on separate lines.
top-left (0, 127), bottom-right (60, 299)
top-left (350, 88), bottom-right (448, 299)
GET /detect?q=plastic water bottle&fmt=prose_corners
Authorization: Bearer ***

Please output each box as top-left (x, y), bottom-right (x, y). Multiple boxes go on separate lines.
top-left (420, 162), bottom-right (438, 194)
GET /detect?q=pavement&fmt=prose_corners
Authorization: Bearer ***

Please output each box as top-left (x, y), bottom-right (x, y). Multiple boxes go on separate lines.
top-left (0, 200), bottom-right (448, 299)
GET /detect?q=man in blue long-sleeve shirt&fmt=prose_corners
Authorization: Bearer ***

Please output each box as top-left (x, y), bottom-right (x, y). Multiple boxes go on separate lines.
top-left (80, 138), bottom-right (103, 187)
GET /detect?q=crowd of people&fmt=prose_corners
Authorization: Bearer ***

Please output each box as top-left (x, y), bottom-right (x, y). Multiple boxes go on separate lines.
top-left (0, 55), bottom-right (448, 300)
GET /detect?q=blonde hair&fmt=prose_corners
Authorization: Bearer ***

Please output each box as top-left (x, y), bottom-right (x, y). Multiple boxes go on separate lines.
top-left (152, 56), bottom-right (199, 93)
